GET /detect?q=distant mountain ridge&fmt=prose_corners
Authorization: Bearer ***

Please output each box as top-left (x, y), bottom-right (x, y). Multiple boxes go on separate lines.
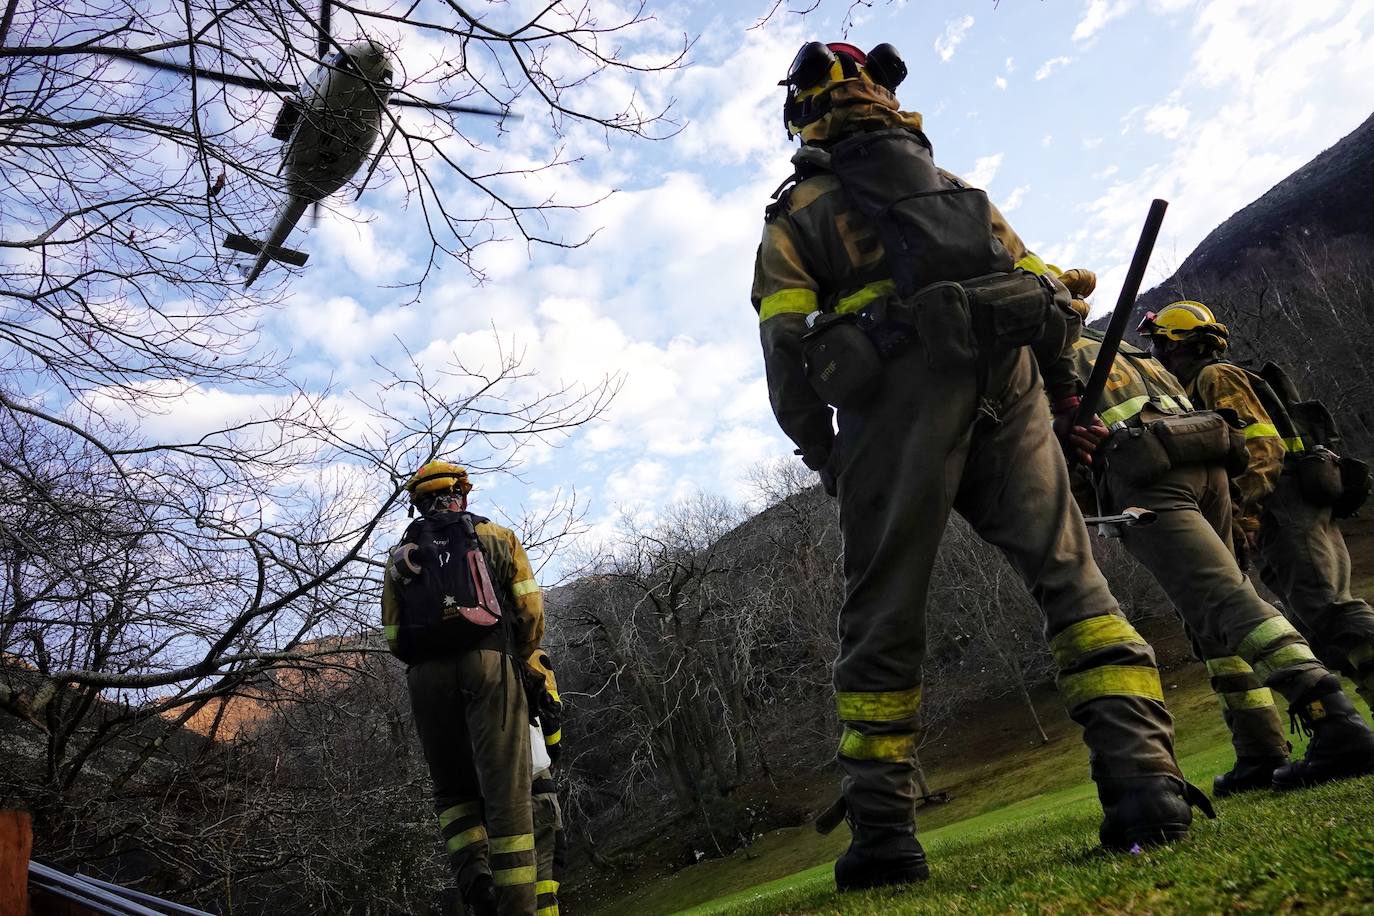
top-left (1097, 109), bottom-right (1374, 324)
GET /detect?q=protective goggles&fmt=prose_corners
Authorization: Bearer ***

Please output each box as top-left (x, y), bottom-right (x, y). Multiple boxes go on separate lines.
top-left (780, 41), bottom-right (907, 92)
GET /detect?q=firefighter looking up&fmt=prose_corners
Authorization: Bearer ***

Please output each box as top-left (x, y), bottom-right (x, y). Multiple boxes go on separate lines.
top-left (751, 40), bottom-right (1208, 892)
top-left (382, 461), bottom-right (545, 916)
top-left (1140, 302), bottom-right (1374, 775)
top-left (1057, 278), bottom-right (1374, 794)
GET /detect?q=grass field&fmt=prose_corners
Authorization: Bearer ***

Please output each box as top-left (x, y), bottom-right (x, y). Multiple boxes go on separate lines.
top-left (575, 516), bottom-right (1374, 916)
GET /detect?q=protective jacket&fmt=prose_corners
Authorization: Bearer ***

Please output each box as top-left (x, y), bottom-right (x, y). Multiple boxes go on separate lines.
top-left (751, 88), bottom-right (1074, 470)
top-left (1068, 329), bottom-right (1193, 426)
top-left (1181, 359), bottom-right (1288, 530)
top-left (382, 515), bottom-right (545, 660)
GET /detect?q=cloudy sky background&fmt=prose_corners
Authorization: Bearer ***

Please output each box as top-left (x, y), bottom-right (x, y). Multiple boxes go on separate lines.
top-left (121, 0), bottom-right (1374, 574)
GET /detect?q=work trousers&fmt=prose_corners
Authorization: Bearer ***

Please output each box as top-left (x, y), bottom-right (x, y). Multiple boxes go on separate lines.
top-left (1103, 457), bottom-right (1329, 760)
top-left (1258, 473), bottom-right (1374, 707)
top-left (408, 650), bottom-right (536, 916)
top-left (830, 341), bottom-right (1181, 829)
top-left (532, 767), bottom-right (563, 916)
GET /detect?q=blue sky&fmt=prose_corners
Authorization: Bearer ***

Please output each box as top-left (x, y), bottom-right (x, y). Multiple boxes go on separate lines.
top-left (99, 0), bottom-right (1374, 577)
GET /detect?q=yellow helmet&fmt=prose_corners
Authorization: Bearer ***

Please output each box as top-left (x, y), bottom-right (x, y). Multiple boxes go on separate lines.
top-left (1137, 300), bottom-right (1229, 348)
top-left (405, 460), bottom-right (472, 502)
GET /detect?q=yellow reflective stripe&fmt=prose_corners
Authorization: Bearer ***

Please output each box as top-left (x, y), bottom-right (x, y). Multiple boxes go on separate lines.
top-left (512, 578), bottom-right (539, 597)
top-left (536, 880), bottom-right (560, 895)
top-left (384, 624), bottom-right (399, 643)
top-left (1237, 617), bottom-right (1301, 662)
top-left (548, 689), bottom-right (561, 702)
top-left (493, 865), bottom-right (538, 887)
top-left (1254, 643), bottom-right (1318, 679)
top-left (1050, 615), bottom-right (1146, 669)
top-left (1243, 422), bottom-right (1280, 440)
top-left (1160, 394), bottom-right (1194, 413)
top-left (545, 729), bottom-right (562, 745)
top-left (446, 825), bottom-right (486, 853)
top-left (759, 288), bottom-right (818, 321)
top-left (1205, 656), bottom-right (1254, 678)
top-left (1059, 665), bottom-right (1164, 708)
top-left (1219, 687), bottom-right (1276, 711)
top-left (835, 686), bottom-right (922, 723)
top-left (1284, 436), bottom-right (1306, 453)
top-left (837, 727), bottom-right (915, 762)
top-left (1014, 253), bottom-right (1050, 276)
top-left (1100, 395), bottom-right (1150, 427)
top-left (438, 801), bottom-right (482, 829)
top-left (490, 833), bottom-right (536, 854)
top-left (835, 279), bottom-right (896, 315)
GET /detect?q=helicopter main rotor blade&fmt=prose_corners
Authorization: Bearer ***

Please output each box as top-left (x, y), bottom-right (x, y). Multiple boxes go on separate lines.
top-left (388, 96), bottom-right (515, 118)
top-left (82, 47), bottom-right (295, 93)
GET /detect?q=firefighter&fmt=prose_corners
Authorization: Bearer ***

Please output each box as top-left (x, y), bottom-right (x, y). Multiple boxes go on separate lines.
top-left (527, 649), bottom-right (565, 916)
top-left (752, 40), bottom-right (1207, 892)
top-left (1058, 280), bottom-right (1374, 795)
top-left (1140, 302), bottom-right (1374, 783)
top-left (382, 461), bottom-right (545, 916)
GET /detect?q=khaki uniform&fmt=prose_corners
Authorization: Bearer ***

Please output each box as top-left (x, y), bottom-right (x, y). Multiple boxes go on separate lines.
top-left (752, 99), bottom-right (1184, 829)
top-left (1184, 359), bottom-right (1374, 706)
top-left (531, 766), bottom-right (562, 916)
top-left (383, 517), bottom-right (545, 915)
top-left (1073, 334), bottom-right (1330, 759)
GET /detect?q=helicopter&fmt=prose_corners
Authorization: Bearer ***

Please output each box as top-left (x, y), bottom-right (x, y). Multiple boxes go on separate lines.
top-left (98, 4), bottom-right (510, 286)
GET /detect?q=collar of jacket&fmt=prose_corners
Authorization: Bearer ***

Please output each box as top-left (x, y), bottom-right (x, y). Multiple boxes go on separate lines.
top-left (799, 81), bottom-right (924, 144)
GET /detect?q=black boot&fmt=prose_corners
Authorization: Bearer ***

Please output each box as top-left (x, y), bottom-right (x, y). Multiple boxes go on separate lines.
top-left (1213, 754), bottom-right (1288, 798)
top-left (834, 821), bottom-right (930, 892)
top-left (461, 874), bottom-right (497, 916)
top-left (1273, 685), bottom-right (1374, 791)
top-left (1097, 775), bottom-right (1215, 851)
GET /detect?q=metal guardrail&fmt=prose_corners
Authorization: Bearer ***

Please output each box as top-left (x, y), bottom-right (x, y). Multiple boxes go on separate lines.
top-left (29, 861), bottom-right (216, 916)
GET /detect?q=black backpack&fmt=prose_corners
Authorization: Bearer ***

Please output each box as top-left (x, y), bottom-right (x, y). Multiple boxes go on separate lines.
top-left (389, 512), bottom-right (506, 663)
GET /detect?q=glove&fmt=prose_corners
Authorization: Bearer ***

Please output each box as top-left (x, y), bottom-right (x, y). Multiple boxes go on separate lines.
top-left (1051, 395), bottom-right (1109, 466)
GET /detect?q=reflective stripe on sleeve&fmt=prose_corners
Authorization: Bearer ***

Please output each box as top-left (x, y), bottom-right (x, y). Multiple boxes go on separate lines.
top-left (536, 880), bottom-right (560, 896)
top-left (835, 686), bottom-right (922, 723)
top-left (1013, 253), bottom-right (1050, 276)
top-left (835, 279), bottom-right (896, 315)
top-left (759, 288), bottom-right (818, 321)
top-left (1236, 617), bottom-right (1302, 663)
top-left (1218, 687), bottom-right (1277, 711)
top-left (1284, 436), bottom-right (1307, 453)
top-left (384, 624), bottom-right (399, 643)
top-left (512, 578), bottom-right (540, 597)
top-left (1100, 395), bottom-right (1150, 428)
top-left (1058, 665), bottom-right (1164, 708)
top-left (1243, 422), bottom-right (1280, 440)
top-left (837, 727), bottom-right (915, 762)
top-left (1049, 615), bottom-right (1148, 669)
top-left (545, 729), bottom-right (562, 746)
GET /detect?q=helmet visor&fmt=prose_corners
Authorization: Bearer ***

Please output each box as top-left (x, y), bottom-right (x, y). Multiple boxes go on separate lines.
top-left (783, 41), bottom-right (836, 89)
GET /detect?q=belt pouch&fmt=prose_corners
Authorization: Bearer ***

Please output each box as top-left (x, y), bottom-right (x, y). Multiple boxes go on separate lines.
top-left (803, 313), bottom-right (884, 409)
top-left (1148, 411), bottom-right (1232, 467)
top-left (1334, 456), bottom-right (1371, 518)
top-left (1297, 446), bottom-right (1345, 507)
top-left (962, 269), bottom-right (1055, 350)
top-left (1103, 425), bottom-right (1172, 486)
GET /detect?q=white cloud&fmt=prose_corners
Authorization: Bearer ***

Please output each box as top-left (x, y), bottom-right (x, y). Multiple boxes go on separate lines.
top-left (1005, 56), bottom-right (1016, 73)
top-left (994, 76), bottom-right (1008, 90)
top-left (1035, 56), bottom-right (1073, 80)
top-left (935, 15), bottom-right (976, 62)
top-left (1001, 185), bottom-right (1030, 212)
top-left (1073, 0), bottom-right (1135, 43)
top-left (962, 153), bottom-right (1004, 189)
top-left (1094, 164), bottom-right (1120, 179)
top-left (1042, 134), bottom-right (1054, 147)
top-left (1082, 136), bottom-right (1104, 149)
top-left (1143, 101), bottom-right (1192, 138)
